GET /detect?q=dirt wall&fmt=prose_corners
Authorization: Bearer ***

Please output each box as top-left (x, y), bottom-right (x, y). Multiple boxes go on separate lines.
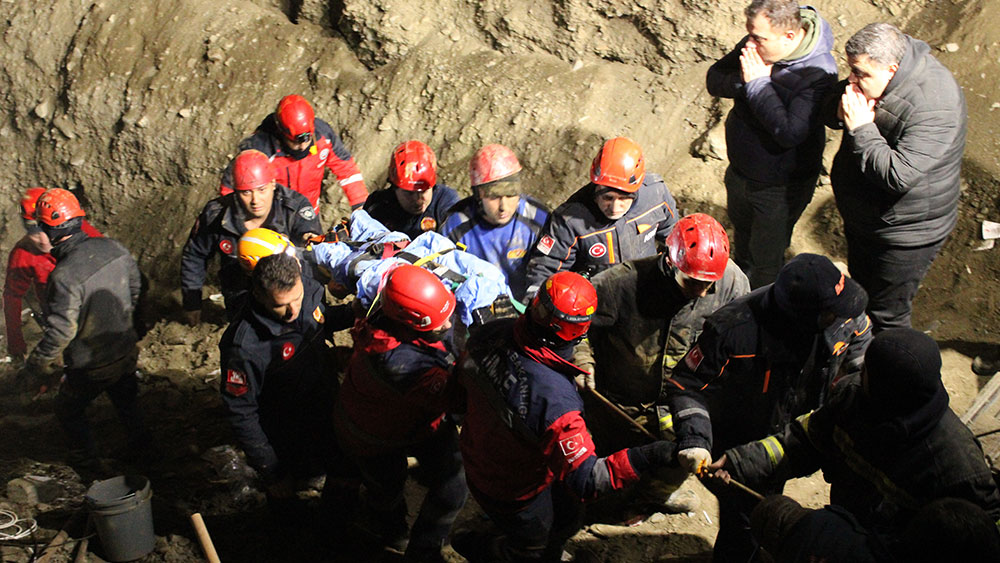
top-left (1, 0), bottom-right (997, 300)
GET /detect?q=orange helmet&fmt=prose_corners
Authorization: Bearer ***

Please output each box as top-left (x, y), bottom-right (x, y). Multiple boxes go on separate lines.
top-left (666, 214), bottom-right (730, 282)
top-left (531, 271), bottom-right (598, 341)
top-left (590, 137), bottom-right (645, 193)
top-left (469, 144), bottom-right (522, 188)
top-left (381, 265), bottom-right (456, 331)
top-left (238, 228), bottom-right (295, 272)
top-left (274, 95), bottom-right (315, 143)
top-left (388, 141), bottom-right (437, 192)
top-left (233, 150), bottom-right (277, 191)
top-left (35, 188), bottom-right (85, 228)
top-left (20, 187), bottom-right (48, 222)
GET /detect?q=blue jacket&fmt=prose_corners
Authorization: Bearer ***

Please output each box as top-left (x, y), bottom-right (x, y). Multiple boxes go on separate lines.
top-left (363, 183), bottom-right (460, 240)
top-left (440, 195), bottom-right (549, 301)
top-left (707, 6), bottom-right (837, 184)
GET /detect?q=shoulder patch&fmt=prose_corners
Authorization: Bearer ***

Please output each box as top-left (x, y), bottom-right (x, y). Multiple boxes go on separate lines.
top-left (299, 206), bottom-right (316, 221)
top-left (684, 345), bottom-right (704, 371)
top-left (536, 235), bottom-right (555, 255)
top-left (420, 217), bottom-right (437, 231)
top-left (313, 306), bottom-right (324, 324)
top-left (588, 242), bottom-right (607, 258)
top-left (559, 433), bottom-right (588, 464)
top-left (282, 342), bottom-right (295, 361)
top-left (318, 148), bottom-right (330, 163)
top-left (225, 369), bottom-right (248, 396)
top-left (219, 239), bottom-right (234, 254)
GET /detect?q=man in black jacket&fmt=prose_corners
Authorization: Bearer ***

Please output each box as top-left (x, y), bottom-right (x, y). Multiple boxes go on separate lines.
top-left (25, 189), bottom-right (146, 472)
top-left (182, 149), bottom-right (321, 324)
top-left (665, 253), bottom-right (872, 562)
top-left (219, 252), bottom-right (350, 502)
top-left (707, 0), bottom-right (837, 288)
top-left (713, 328), bottom-right (1000, 556)
top-left (829, 23), bottom-right (966, 331)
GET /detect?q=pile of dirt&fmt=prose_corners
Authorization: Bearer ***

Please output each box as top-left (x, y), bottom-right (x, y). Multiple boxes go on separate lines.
top-left (2, 0), bottom-right (1000, 561)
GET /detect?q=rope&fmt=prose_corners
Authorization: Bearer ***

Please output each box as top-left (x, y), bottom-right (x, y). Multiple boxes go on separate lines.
top-left (0, 509), bottom-right (38, 541)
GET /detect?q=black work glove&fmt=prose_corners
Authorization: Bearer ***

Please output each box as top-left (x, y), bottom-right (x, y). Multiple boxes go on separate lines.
top-left (634, 439), bottom-right (678, 468)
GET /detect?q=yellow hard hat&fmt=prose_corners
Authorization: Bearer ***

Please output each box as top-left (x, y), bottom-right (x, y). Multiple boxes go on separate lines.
top-left (238, 228), bottom-right (295, 272)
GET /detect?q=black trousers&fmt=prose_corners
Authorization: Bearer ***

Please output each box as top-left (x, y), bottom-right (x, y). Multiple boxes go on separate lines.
top-left (351, 421), bottom-right (468, 552)
top-left (845, 233), bottom-right (945, 332)
top-left (726, 167), bottom-right (817, 289)
top-left (55, 350), bottom-right (146, 457)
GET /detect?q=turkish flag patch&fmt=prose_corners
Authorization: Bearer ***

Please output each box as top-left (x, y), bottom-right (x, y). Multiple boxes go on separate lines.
top-left (684, 345), bottom-right (704, 371)
top-left (536, 235), bottom-right (555, 255)
top-left (219, 239), bottom-right (234, 254)
top-left (559, 433), bottom-right (584, 457)
top-left (225, 369), bottom-right (248, 396)
top-left (588, 243), bottom-right (607, 258)
top-left (282, 342), bottom-right (295, 360)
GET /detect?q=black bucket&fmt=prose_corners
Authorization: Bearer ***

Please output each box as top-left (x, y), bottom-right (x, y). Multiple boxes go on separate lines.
top-left (84, 475), bottom-right (155, 562)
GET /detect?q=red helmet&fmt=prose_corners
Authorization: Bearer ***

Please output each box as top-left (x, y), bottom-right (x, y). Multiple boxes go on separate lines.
top-left (469, 144), bottom-right (522, 187)
top-left (233, 150), bottom-right (277, 191)
top-left (531, 271), bottom-right (598, 341)
top-left (388, 140), bottom-right (437, 192)
top-left (20, 187), bottom-right (48, 222)
top-left (590, 137), bottom-right (645, 193)
top-left (35, 188), bottom-right (85, 227)
top-left (381, 264), bottom-right (456, 331)
top-left (274, 95), bottom-right (315, 143)
top-left (666, 213), bottom-right (730, 282)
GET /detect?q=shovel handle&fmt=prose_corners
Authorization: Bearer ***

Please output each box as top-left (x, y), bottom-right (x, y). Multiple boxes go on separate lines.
top-left (190, 513), bottom-right (221, 563)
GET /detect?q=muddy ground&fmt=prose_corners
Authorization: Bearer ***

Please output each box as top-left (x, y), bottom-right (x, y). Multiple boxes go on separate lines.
top-left (1, 0), bottom-right (999, 561)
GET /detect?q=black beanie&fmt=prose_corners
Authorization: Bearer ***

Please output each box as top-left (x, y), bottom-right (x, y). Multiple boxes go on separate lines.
top-left (865, 328), bottom-right (946, 416)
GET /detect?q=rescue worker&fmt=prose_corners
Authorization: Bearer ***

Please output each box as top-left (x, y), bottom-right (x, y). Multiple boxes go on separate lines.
top-left (710, 328), bottom-right (1000, 549)
top-left (524, 136), bottom-right (678, 297)
top-left (334, 265), bottom-right (467, 562)
top-left (23, 189), bottom-right (146, 473)
top-left (664, 253), bottom-right (872, 562)
top-left (218, 252), bottom-right (348, 502)
top-left (573, 213), bottom-right (749, 515)
top-left (742, 495), bottom-right (1000, 563)
top-left (4, 187), bottom-right (100, 365)
top-left (440, 144), bottom-right (550, 302)
top-left (182, 149), bottom-right (321, 324)
top-left (453, 271), bottom-right (680, 562)
top-left (220, 94), bottom-right (367, 211)
top-left (363, 140), bottom-right (460, 239)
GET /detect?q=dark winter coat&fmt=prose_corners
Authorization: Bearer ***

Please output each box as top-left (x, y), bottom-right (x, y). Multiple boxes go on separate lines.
top-left (524, 174), bottom-right (678, 297)
top-left (829, 35), bottom-right (967, 247)
top-left (180, 186), bottom-right (320, 312)
top-left (664, 287), bottom-right (873, 454)
top-left (725, 382), bottom-right (1000, 533)
top-left (707, 7), bottom-right (837, 185)
top-left (218, 274), bottom-right (338, 478)
top-left (28, 232), bottom-right (141, 371)
top-left (575, 255), bottom-right (749, 407)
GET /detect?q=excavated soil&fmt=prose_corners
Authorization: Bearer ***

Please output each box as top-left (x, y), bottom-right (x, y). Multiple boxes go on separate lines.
top-left (1, 0), bottom-right (999, 561)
